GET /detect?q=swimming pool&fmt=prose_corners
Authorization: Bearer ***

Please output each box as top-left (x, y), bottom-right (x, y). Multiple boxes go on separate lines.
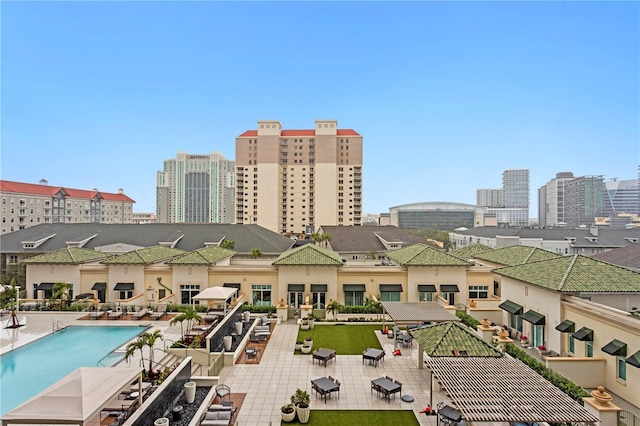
top-left (0, 325), bottom-right (147, 417)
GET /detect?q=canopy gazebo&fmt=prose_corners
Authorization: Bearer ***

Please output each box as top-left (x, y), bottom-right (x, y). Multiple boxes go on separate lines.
top-left (192, 286), bottom-right (238, 315)
top-left (380, 301), bottom-right (460, 327)
top-left (424, 357), bottom-right (599, 424)
top-left (1, 367), bottom-right (143, 426)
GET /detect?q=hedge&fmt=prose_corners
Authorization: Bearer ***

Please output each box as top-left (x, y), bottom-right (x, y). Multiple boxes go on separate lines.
top-left (455, 311), bottom-right (481, 329)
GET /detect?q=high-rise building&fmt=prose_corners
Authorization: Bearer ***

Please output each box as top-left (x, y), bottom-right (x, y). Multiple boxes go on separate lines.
top-left (564, 175), bottom-right (605, 227)
top-left (0, 179), bottom-right (135, 234)
top-left (603, 178), bottom-right (639, 216)
top-left (235, 119), bottom-right (363, 236)
top-left (476, 189), bottom-right (503, 208)
top-left (538, 172), bottom-right (574, 227)
top-left (156, 151), bottom-right (235, 224)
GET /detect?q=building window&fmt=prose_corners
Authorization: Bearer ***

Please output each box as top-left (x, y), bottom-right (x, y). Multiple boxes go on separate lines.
top-left (617, 356), bottom-right (627, 381)
top-left (180, 284), bottom-right (200, 304)
top-left (468, 285), bottom-right (488, 299)
top-left (344, 291), bottom-right (364, 306)
top-left (288, 291), bottom-right (304, 308)
top-left (509, 313), bottom-right (522, 332)
top-left (532, 324), bottom-right (545, 348)
top-left (312, 291), bottom-right (326, 309)
top-left (159, 289), bottom-right (166, 299)
top-left (380, 291), bottom-right (400, 302)
top-left (252, 284), bottom-right (272, 307)
top-left (569, 335), bottom-right (575, 354)
top-left (586, 341), bottom-right (593, 357)
top-left (419, 291), bottom-right (433, 302)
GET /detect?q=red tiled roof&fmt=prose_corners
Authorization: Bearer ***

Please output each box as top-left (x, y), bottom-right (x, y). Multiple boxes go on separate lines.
top-left (238, 129), bottom-right (360, 137)
top-left (0, 180), bottom-right (135, 203)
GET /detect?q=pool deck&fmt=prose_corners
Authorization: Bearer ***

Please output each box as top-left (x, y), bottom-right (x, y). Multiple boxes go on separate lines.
top-left (3, 313), bottom-right (638, 425)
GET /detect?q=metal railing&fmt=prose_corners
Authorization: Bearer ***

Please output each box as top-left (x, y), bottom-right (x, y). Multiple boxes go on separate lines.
top-left (619, 410), bottom-right (640, 426)
top-left (208, 352), bottom-right (224, 376)
top-left (52, 320), bottom-right (67, 331)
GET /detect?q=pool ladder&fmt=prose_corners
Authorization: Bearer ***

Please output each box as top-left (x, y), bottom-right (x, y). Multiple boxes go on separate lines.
top-left (52, 320), bottom-right (67, 331)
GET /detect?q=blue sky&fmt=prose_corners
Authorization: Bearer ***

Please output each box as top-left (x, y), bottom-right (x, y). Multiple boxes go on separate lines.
top-left (2, 1), bottom-right (638, 217)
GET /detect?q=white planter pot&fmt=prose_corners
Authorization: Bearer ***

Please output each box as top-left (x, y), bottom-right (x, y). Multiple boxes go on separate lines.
top-left (281, 410), bottom-right (296, 423)
top-left (296, 404), bottom-right (311, 424)
top-left (300, 323), bottom-right (310, 331)
top-left (184, 381), bottom-right (196, 404)
top-left (154, 418), bottom-right (169, 426)
top-left (308, 319), bottom-right (315, 329)
top-left (224, 335), bottom-right (233, 351)
top-left (235, 321), bottom-right (243, 335)
top-left (295, 342), bottom-right (303, 351)
top-left (243, 311), bottom-right (250, 322)
top-left (301, 345), bottom-right (312, 354)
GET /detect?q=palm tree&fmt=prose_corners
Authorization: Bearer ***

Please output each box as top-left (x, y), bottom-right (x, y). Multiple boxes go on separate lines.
top-left (125, 336), bottom-right (146, 374)
top-left (169, 314), bottom-right (186, 340)
top-left (250, 248), bottom-right (262, 259)
top-left (1, 279), bottom-right (20, 328)
top-left (220, 239), bottom-right (235, 250)
top-left (52, 282), bottom-right (72, 309)
top-left (326, 299), bottom-right (341, 320)
top-left (143, 330), bottom-right (164, 374)
top-left (171, 307), bottom-right (202, 340)
top-left (366, 296), bottom-right (383, 321)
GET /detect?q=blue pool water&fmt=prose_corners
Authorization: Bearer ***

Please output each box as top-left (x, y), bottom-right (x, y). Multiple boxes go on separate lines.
top-left (0, 325), bottom-right (146, 416)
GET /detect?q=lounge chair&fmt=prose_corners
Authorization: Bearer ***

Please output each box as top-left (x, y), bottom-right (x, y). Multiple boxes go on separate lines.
top-left (108, 311), bottom-right (124, 320)
top-left (132, 308), bottom-right (148, 320)
top-left (150, 305), bottom-right (167, 320)
top-left (89, 311), bottom-right (106, 320)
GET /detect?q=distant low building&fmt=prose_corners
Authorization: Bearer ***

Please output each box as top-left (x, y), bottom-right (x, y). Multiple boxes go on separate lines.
top-left (132, 212), bottom-right (157, 224)
top-left (387, 202), bottom-right (486, 230)
top-left (0, 179), bottom-right (135, 234)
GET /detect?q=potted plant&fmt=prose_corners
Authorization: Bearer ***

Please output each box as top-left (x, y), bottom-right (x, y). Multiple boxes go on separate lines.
top-left (291, 389), bottom-right (311, 424)
top-left (300, 319), bottom-right (310, 331)
top-left (301, 344), bottom-right (312, 354)
top-left (281, 403), bottom-right (296, 423)
top-left (304, 336), bottom-right (313, 347)
top-left (295, 341), bottom-right (304, 351)
top-left (307, 313), bottom-right (315, 329)
top-left (520, 335), bottom-right (529, 345)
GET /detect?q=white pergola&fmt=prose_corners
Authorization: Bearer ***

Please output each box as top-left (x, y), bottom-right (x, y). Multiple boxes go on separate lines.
top-left (381, 301), bottom-right (460, 326)
top-left (424, 357), bottom-right (600, 424)
top-left (192, 286), bottom-right (237, 314)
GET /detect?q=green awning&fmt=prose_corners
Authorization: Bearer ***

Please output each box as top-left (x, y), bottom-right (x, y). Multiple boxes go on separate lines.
top-left (287, 284), bottom-right (305, 292)
top-left (602, 339), bottom-right (627, 356)
top-left (380, 284), bottom-right (403, 292)
top-left (498, 300), bottom-right (523, 315)
top-left (572, 327), bottom-right (593, 342)
top-left (440, 284), bottom-right (459, 293)
top-left (223, 283), bottom-right (241, 289)
top-left (343, 284), bottom-right (365, 292)
top-left (555, 320), bottom-right (575, 333)
top-left (114, 283), bottom-right (134, 291)
top-left (91, 282), bottom-right (106, 291)
top-left (417, 284), bottom-right (436, 293)
top-left (36, 283), bottom-right (55, 291)
top-left (311, 284), bottom-right (327, 292)
top-left (626, 350), bottom-right (640, 368)
top-left (521, 310), bottom-right (545, 325)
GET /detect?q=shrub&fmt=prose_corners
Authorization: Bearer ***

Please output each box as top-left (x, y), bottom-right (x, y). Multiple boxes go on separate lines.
top-left (241, 304), bottom-right (276, 314)
top-left (455, 311), bottom-right (481, 329)
top-left (504, 343), bottom-right (589, 404)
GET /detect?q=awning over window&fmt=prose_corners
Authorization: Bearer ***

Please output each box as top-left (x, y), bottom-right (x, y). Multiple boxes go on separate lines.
top-left (602, 339), bottom-right (627, 356)
top-left (343, 284), bottom-right (365, 292)
top-left (440, 284), bottom-right (459, 293)
top-left (417, 284), bottom-right (436, 293)
top-left (91, 282), bottom-right (106, 291)
top-left (572, 327), bottom-right (593, 342)
top-left (37, 283), bottom-right (54, 291)
top-left (311, 284), bottom-right (327, 292)
top-left (223, 283), bottom-right (241, 289)
top-left (287, 284), bottom-right (305, 292)
top-left (626, 350), bottom-right (640, 368)
top-left (498, 300), bottom-right (523, 315)
top-left (380, 284), bottom-right (403, 292)
top-left (555, 320), bottom-right (575, 333)
top-left (114, 283), bottom-right (134, 291)
top-left (521, 310), bottom-right (545, 325)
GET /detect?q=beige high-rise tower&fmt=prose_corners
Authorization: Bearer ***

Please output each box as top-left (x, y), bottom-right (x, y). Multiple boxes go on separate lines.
top-left (235, 119), bottom-right (363, 236)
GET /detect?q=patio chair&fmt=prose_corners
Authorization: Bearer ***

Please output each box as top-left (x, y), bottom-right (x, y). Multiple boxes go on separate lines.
top-left (371, 382), bottom-right (381, 397)
top-left (334, 380), bottom-right (341, 399)
top-left (215, 384), bottom-right (231, 403)
top-left (150, 305), bottom-right (167, 320)
top-left (328, 376), bottom-right (335, 382)
top-left (132, 308), bottom-right (148, 320)
top-left (385, 376), bottom-right (393, 381)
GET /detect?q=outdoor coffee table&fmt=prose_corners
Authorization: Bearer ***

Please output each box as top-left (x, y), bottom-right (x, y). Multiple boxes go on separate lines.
top-left (362, 348), bottom-right (385, 367)
top-left (312, 348), bottom-right (336, 367)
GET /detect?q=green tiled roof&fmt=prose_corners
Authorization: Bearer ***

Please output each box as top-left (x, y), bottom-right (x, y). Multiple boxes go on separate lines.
top-left (449, 243), bottom-right (495, 260)
top-left (386, 244), bottom-right (471, 266)
top-left (21, 247), bottom-right (111, 264)
top-left (494, 254), bottom-right (640, 293)
top-left (167, 247), bottom-right (236, 265)
top-left (474, 245), bottom-right (560, 266)
top-left (410, 321), bottom-right (503, 357)
top-left (273, 244), bottom-right (343, 266)
top-left (101, 246), bottom-right (186, 265)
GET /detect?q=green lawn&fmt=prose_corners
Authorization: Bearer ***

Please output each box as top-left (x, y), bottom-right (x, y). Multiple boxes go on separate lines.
top-left (281, 409), bottom-right (420, 425)
top-left (295, 324), bottom-right (382, 355)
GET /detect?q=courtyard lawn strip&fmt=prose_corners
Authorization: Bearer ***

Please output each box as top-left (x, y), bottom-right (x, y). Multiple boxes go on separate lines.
top-left (296, 324), bottom-right (382, 355)
top-left (282, 409), bottom-right (420, 425)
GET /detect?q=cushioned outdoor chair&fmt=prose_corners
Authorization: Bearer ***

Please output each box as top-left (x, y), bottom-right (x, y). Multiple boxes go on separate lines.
top-left (215, 384), bottom-right (231, 403)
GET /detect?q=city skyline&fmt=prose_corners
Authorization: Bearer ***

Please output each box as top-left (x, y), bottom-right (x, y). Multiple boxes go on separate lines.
top-left (2, 2), bottom-right (638, 216)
